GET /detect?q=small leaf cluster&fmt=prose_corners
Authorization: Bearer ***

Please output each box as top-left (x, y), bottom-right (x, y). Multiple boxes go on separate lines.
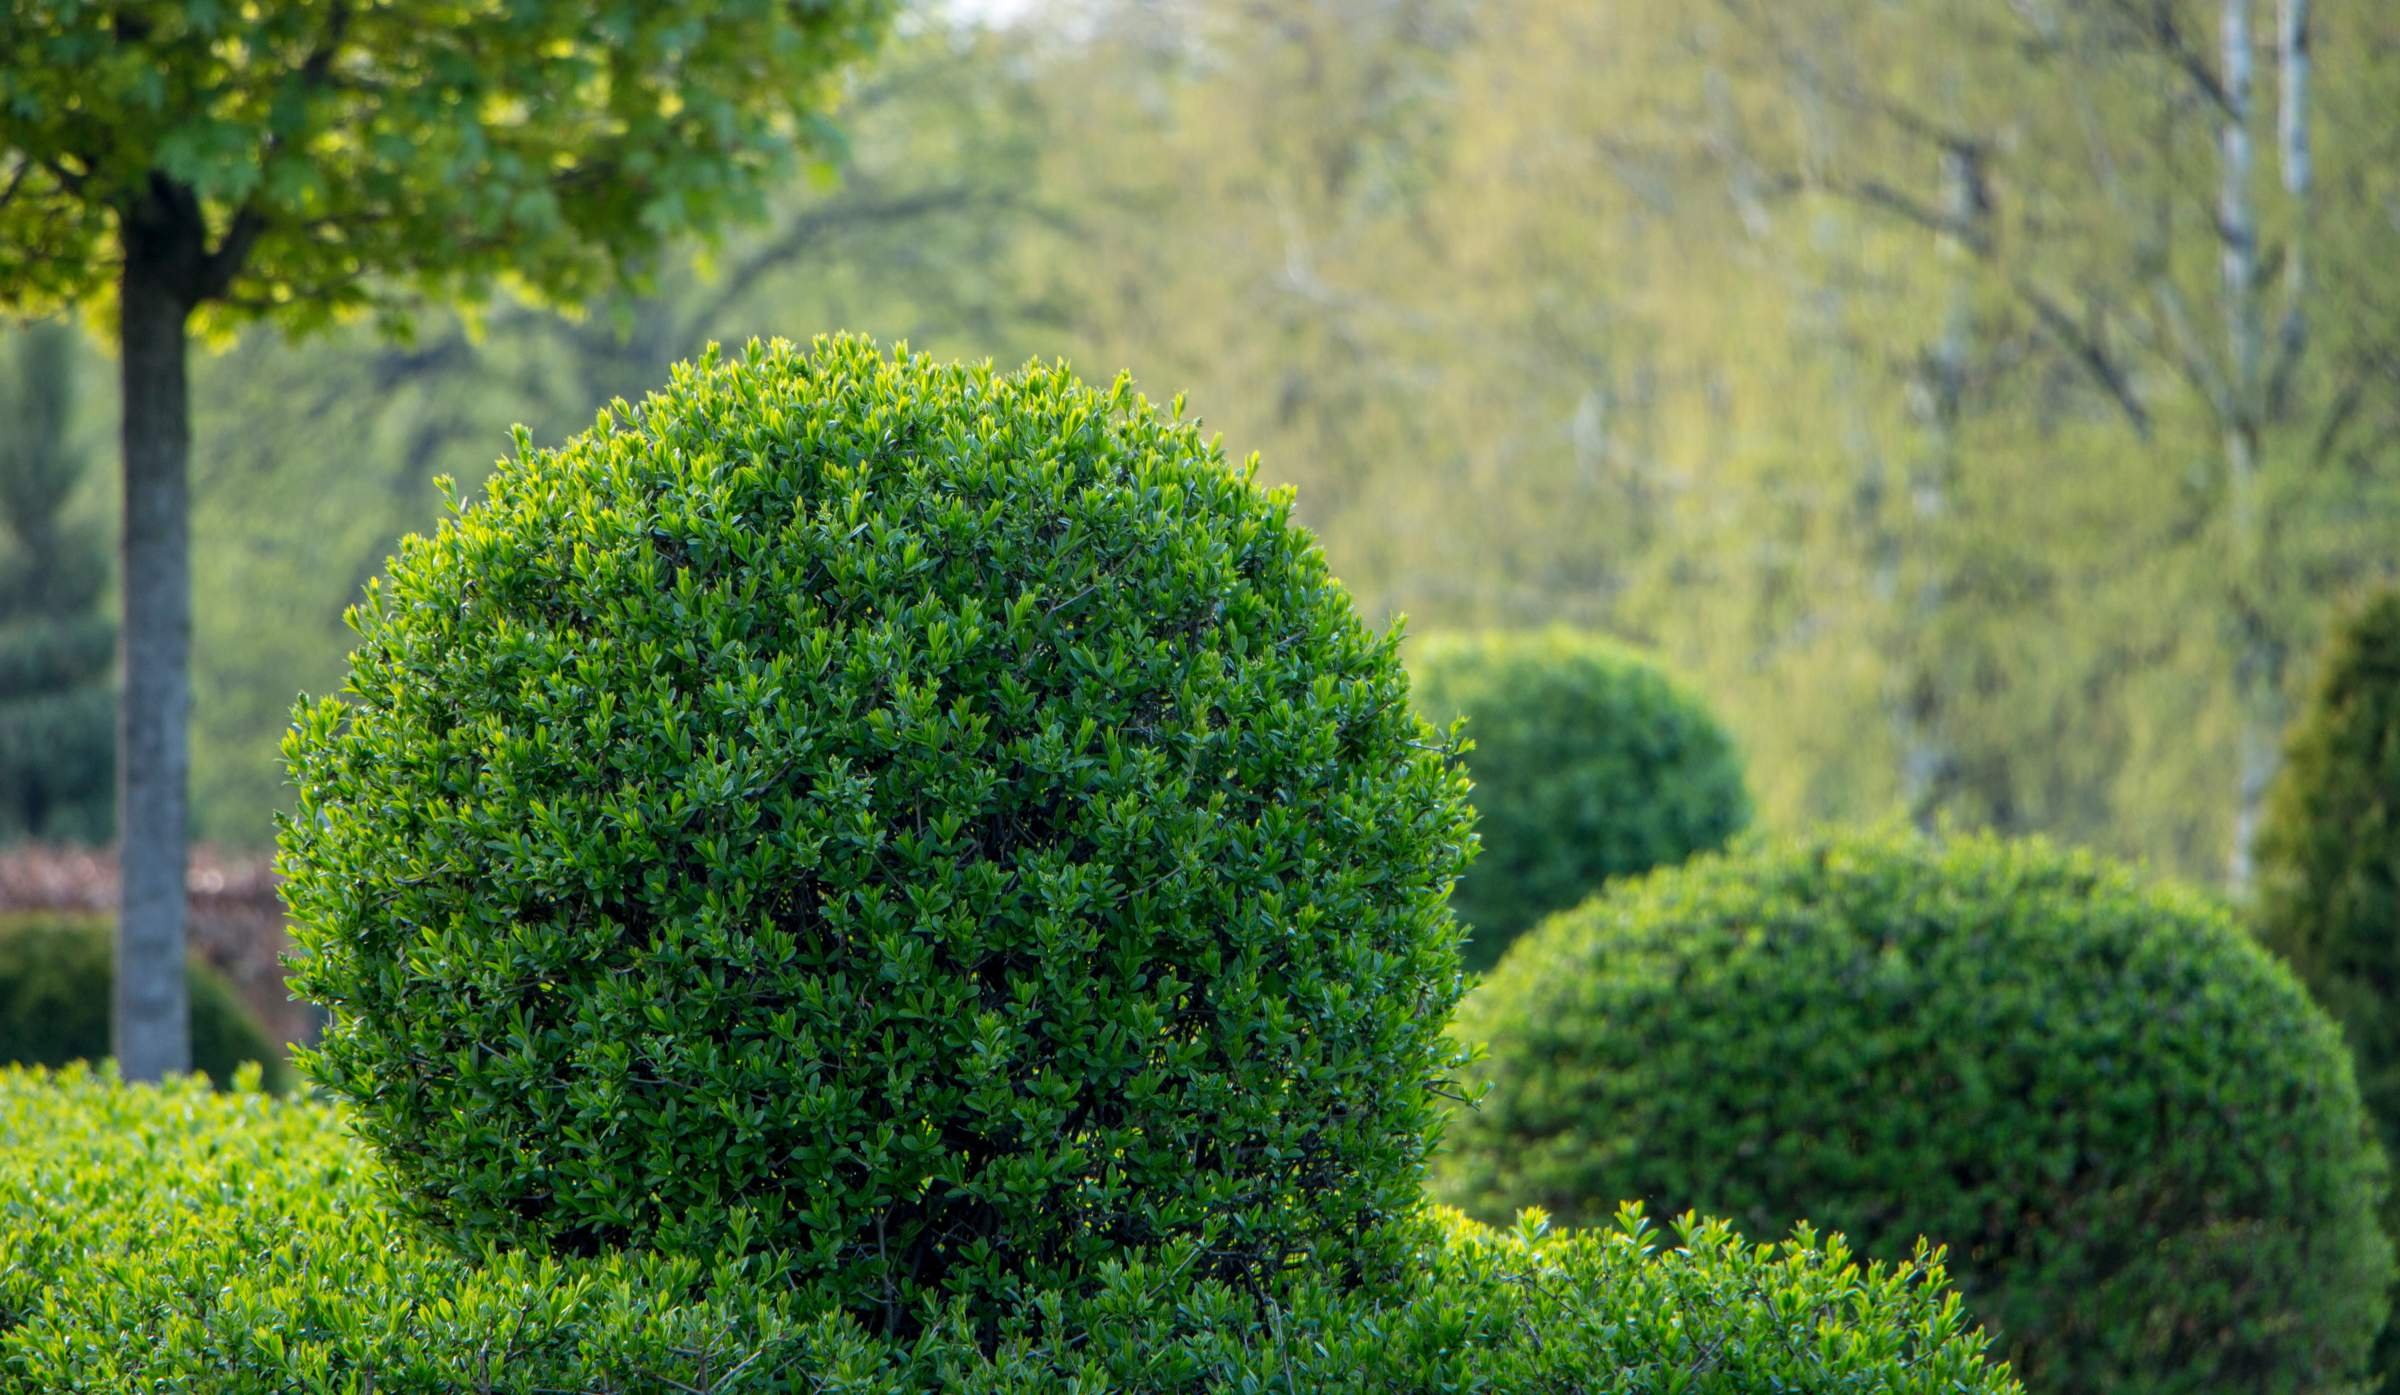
top-left (279, 335), bottom-right (1480, 1329)
top-left (0, 913), bottom-right (288, 1092)
top-left (1437, 827), bottom-right (2394, 1395)
top-left (1409, 628), bottom-right (1750, 971)
top-left (2256, 588), bottom-right (2400, 1389)
top-left (0, 1065), bottom-right (2026, 1395)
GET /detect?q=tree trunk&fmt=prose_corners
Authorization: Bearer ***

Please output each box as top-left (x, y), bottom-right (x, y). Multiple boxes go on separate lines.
top-left (2220, 0), bottom-right (2273, 895)
top-left (1900, 135), bottom-right (1982, 831)
top-left (114, 232), bottom-right (196, 1082)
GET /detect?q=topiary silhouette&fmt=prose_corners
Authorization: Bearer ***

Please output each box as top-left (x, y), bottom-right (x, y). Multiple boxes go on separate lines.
top-left (281, 336), bottom-right (1478, 1332)
top-left (1410, 629), bottom-right (1747, 971)
top-left (1437, 827), bottom-right (2391, 1395)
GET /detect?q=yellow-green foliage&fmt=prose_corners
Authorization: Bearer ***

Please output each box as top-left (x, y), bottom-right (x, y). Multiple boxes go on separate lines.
top-left (1411, 629), bottom-right (1750, 970)
top-left (0, 914), bottom-right (287, 1093)
top-left (0, 1065), bottom-right (2026, 1395)
top-left (1438, 828), bottom-right (2393, 1395)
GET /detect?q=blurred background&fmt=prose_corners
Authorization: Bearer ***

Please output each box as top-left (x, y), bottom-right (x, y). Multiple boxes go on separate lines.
top-left (5, 0), bottom-right (2397, 1044)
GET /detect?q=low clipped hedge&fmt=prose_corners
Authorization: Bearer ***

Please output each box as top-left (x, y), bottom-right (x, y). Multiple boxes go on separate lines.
top-left (1409, 629), bottom-right (1749, 971)
top-left (1436, 829), bottom-right (2392, 1395)
top-left (0, 1064), bottom-right (2024, 1395)
top-left (0, 913), bottom-right (289, 1092)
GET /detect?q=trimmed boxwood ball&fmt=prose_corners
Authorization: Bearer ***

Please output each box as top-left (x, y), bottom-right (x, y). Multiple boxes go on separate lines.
top-left (2256, 587), bottom-right (2400, 1389)
top-left (0, 913), bottom-right (289, 1092)
top-left (279, 335), bottom-right (1478, 1331)
top-left (1409, 628), bottom-right (1748, 971)
top-left (1436, 828), bottom-right (2393, 1395)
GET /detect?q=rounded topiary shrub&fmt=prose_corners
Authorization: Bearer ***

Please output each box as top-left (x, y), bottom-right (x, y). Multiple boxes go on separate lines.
top-left (2256, 587), bottom-right (2400, 1388)
top-left (1436, 828), bottom-right (2392, 1395)
top-left (1409, 629), bottom-right (1748, 971)
top-left (280, 336), bottom-right (1477, 1330)
top-left (0, 913), bottom-right (289, 1091)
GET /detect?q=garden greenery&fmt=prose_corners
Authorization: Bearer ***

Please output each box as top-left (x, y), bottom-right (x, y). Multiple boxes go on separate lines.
top-left (1409, 629), bottom-right (1748, 971)
top-left (2256, 587), bottom-right (2400, 1389)
top-left (1436, 828), bottom-right (2393, 1395)
top-left (0, 340), bottom-right (2034, 1395)
top-left (279, 336), bottom-right (1479, 1328)
top-left (0, 1065), bottom-right (2025, 1395)
top-left (0, 913), bottom-right (287, 1092)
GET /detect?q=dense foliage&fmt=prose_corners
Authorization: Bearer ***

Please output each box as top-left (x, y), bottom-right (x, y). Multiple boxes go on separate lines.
top-left (2257, 587), bottom-right (2400, 1385)
top-left (0, 1065), bottom-right (2024, 1395)
top-left (0, 915), bottom-right (287, 1092)
top-left (0, 0), bottom-right (894, 330)
top-left (1437, 828), bottom-right (2392, 1395)
top-left (0, 323), bottom-right (110, 842)
top-left (281, 336), bottom-right (1479, 1329)
top-left (1410, 629), bottom-right (1749, 969)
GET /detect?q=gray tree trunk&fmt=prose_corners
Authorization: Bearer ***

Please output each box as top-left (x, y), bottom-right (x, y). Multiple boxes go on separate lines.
top-left (2220, 0), bottom-right (2274, 895)
top-left (1900, 135), bottom-right (1982, 831)
top-left (113, 221), bottom-right (195, 1083)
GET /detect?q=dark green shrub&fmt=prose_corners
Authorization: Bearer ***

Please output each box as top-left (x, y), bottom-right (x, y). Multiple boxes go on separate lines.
top-left (0, 913), bottom-right (288, 1092)
top-left (1409, 629), bottom-right (1748, 971)
top-left (279, 336), bottom-right (1479, 1328)
top-left (0, 1065), bottom-right (2025, 1395)
top-left (2257, 586), bottom-right (2400, 1387)
top-left (1437, 828), bottom-right (2392, 1395)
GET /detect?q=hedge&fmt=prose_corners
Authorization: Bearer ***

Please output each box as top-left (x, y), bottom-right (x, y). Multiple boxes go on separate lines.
top-left (1409, 629), bottom-right (1748, 971)
top-left (1437, 828), bottom-right (2392, 1395)
top-left (0, 1064), bottom-right (2024, 1395)
top-left (0, 912), bottom-right (289, 1092)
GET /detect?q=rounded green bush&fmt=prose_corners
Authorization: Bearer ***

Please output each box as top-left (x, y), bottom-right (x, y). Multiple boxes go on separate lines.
top-left (280, 336), bottom-right (1478, 1329)
top-left (1409, 629), bottom-right (1748, 971)
top-left (1437, 828), bottom-right (2392, 1395)
top-left (0, 912), bottom-right (289, 1092)
top-left (2257, 587), bottom-right (2400, 1387)
top-left (0, 1065), bottom-right (2025, 1395)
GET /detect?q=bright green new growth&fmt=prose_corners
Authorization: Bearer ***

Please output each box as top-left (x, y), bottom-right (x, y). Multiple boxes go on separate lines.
top-left (0, 1065), bottom-right (2026, 1395)
top-left (1437, 828), bottom-right (2392, 1395)
top-left (0, 915), bottom-right (288, 1092)
top-left (2256, 587), bottom-right (2400, 1389)
top-left (1409, 629), bottom-right (1749, 971)
top-left (281, 335), bottom-right (1479, 1329)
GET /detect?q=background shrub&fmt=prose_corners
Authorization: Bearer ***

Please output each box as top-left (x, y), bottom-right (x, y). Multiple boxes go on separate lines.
top-left (0, 913), bottom-right (287, 1091)
top-left (2256, 586), bottom-right (2400, 1387)
top-left (0, 1065), bottom-right (2025, 1395)
top-left (279, 336), bottom-right (1478, 1329)
top-left (1408, 629), bottom-right (1748, 970)
top-left (1436, 828), bottom-right (2392, 1395)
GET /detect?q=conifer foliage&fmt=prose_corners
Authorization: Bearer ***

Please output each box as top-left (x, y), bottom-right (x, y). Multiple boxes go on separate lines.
top-left (0, 324), bottom-right (112, 843)
top-left (2257, 587), bottom-right (2400, 1389)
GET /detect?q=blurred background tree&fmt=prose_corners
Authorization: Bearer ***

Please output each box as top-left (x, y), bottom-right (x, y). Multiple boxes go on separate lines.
top-left (0, 323), bottom-right (112, 844)
top-left (12, 0), bottom-right (2398, 900)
